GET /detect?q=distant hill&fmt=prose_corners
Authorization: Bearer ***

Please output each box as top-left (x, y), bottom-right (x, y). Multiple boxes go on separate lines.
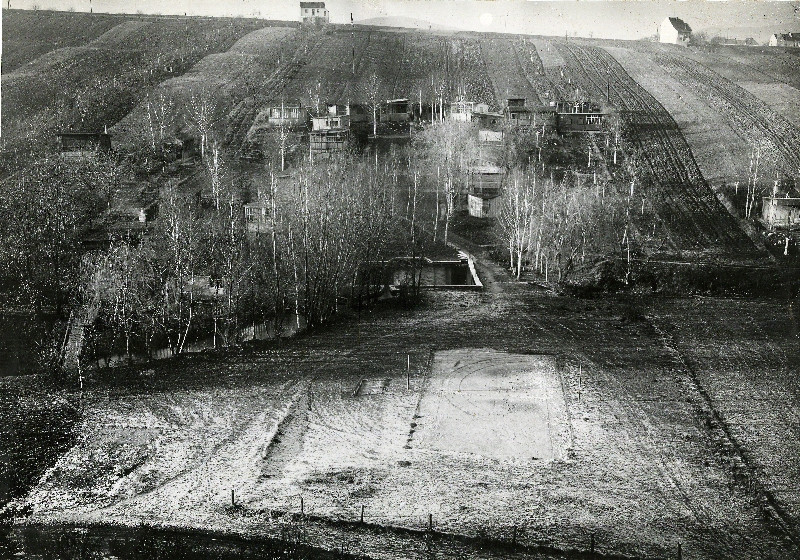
top-left (354, 16), bottom-right (455, 31)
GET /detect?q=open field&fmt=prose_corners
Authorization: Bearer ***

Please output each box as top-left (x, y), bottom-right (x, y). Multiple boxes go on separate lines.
top-left (537, 38), bottom-right (757, 256)
top-left (14, 269), bottom-right (800, 559)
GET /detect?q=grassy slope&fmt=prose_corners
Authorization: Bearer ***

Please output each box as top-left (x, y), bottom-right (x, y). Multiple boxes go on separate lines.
top-left (111, 25), bottom-right (300, 150)
top-left (19, 285), bottom-right (798, 560)
top-left (1, 10), bottom-right (123, 73)
top-left (0, 12), bottom-right (266, 172)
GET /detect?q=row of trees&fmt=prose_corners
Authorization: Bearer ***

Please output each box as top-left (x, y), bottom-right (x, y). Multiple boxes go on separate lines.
top-left (81, 154), bottom-right (414, 360)
top-left (0, 155), bottom-right (125, 311)
top-left (497, 167), bottom-right (628, 281)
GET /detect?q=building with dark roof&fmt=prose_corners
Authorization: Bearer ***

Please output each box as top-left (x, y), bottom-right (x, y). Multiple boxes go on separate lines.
top-left (769, 33), bottom-right (800, 48)
top-left (660, 17), bottom-right (692, 46)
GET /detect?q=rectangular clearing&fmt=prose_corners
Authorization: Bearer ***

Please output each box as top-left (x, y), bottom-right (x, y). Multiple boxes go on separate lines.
top-left (414, 349), bottom-right (569, 461)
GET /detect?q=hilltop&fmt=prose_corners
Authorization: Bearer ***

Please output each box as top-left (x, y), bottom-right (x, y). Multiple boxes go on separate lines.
top-left (3, 9), bottom-right (799, 258)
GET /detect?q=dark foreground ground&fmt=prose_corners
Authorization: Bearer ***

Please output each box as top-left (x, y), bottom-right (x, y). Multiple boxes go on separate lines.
top-left (2, 257), bottom-right (799, 560)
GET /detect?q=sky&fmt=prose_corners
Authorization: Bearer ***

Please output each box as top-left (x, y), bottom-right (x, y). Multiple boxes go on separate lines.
top-left (3, 0), bottom-right (799, 41)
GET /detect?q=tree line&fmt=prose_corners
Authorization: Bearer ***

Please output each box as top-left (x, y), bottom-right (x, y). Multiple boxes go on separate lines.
top-left (79, 153), bottom-right (418, 362)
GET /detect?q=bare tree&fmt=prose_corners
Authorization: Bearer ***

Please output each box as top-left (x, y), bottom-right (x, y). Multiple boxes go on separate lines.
top-left (146, 91), bottom-right (177, 155)
top-left (498, 169), bottom-right (536, 279)
top-left (412, 120), bottom-right (479, 245)
top-left (186, 89), bottom-right (217, 160)
top-left (362, 73), bottom-right (381, 137)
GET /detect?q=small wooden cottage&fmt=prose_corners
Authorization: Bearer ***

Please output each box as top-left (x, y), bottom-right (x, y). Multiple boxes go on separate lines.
top-left (56, 132), bottom-right (111, 161)
top-left (555, 101), bottom-right (604, 133)
top-left (762, 196), bottom-right (800, 229)
top-left (505, 98), bottom-right (535, 126)
top-left (244, 201), bottom-right (272, 234)
top-left (267, 102), bottom-right (307, 129)
top-left (467, 164), bottom-right (504, 219)
top-left (380, 99), bottom-right (411, 123)
top-left (468, 191), bottom-right (502, 219)
top-left (309, 104), bottom-right (351, 153)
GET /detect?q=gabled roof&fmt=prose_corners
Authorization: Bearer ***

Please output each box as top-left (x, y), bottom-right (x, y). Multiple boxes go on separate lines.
top-left (778, 32), bottom-right (800, 42)
top-left (666, 17), bottom-right (692, 34)
top-left (300, 2), bottom-right (326, 8)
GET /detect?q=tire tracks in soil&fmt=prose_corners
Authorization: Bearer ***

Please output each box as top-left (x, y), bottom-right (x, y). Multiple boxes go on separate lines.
top-left (648, 317), bottom-right (800, 550)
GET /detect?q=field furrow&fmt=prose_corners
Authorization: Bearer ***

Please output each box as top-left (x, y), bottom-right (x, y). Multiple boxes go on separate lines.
top-left (552, 41), bottom-right (755, 254)
top-left (647, 50), bottom-right (800, 176)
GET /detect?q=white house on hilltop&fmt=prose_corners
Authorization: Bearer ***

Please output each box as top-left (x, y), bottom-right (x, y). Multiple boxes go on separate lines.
top-left (300, 2), bottom-right (329, 24)
top-left (660, 17), bottom-right (692, 46)
top-left (769, 33), bottom-right (800, 48)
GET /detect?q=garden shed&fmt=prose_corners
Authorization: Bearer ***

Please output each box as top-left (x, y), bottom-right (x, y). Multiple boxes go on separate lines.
top-left (762, 196), bottom-right (800, 229)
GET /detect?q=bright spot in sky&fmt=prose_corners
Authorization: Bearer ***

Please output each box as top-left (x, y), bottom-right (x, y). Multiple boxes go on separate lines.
top-left (479, 12), bottom-right (493, 27)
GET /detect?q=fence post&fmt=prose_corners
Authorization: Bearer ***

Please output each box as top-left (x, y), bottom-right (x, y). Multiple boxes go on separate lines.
top-left (300, 496), bottom-right (304, 516)
top-left (231, 488), bottom-right (235, 506)
top-left (360, 504), bottom-right (365, 524)
top-left (512, 526), bottom-right (517, 547)
top-left (677, 542), bottom-right (682, 560)
top-left (428, 513), bottom-right (433, 532)
top-left (590, 532), bottom-right (595, 554)
top-left (407, 354), bottom-right (411, 390)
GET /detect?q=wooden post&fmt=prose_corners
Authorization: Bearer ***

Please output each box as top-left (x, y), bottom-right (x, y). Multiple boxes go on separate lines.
top-left (428, 513), bottom-right (433, 532)
top-left (231, 488), bottom-right (235, 506)
top-left (300, 496), bottom-right (304, 516)
top-left (512, 526), bottom-right (517, 546)
top-left (590, 532), bottom-right (595, 553)
top-left (360, 504), bottom-right (365, 523)
top-left (677, 543), bottom-right (682, 560)
top-left (407, 354), bottom-right (411, 390)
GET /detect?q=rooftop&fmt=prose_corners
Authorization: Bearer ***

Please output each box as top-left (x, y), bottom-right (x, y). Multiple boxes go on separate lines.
top-left (667, 17), bottom-right (692, 34)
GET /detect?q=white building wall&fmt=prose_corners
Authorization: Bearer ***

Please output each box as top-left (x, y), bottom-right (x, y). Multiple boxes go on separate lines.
top-left (659, 18), bottom-right (679, 44)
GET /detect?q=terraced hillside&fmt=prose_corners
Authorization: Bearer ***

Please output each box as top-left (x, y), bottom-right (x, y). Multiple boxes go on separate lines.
top-left (111, 25), bottom-right (302, 150)
top-left (0, 11), bottom-right (267, 172)
top-left (4, 11), bottom-right (791, 257)
top-left (633, 43), bottom-right (800, 178)
top-left (2, 10), bottom-right (123, 72)
top-left (544, 39), bottom-right (757, 255)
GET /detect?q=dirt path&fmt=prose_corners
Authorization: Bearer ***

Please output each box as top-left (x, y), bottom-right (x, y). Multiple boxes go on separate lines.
top-left (445, 231), bottom-right (508, 295)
